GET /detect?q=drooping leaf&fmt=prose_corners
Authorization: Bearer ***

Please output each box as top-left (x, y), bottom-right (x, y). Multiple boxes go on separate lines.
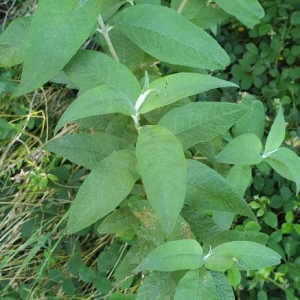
top-left (205, 231), bottom-right (269, 249)
top-left (205, 241), bottom-right (281, 271)
top-left (211, 272), bottom-right (235, 300)
top-left (136, 125), bottom-right (186, 235)
top-left (105, 115), bottom-right (138, 145)
top-left (134, 239), bottom-right (203, 272)
top-left (117, 4), bottom-right (230, 69)
top-left (55, 85), bottom-right (136, 134)
top-left (213, 165), bottom-right (252, 230)
top-left (186, 160), bottom-right (255, 219)
top-left (174, 268), bottom-right (217, 300)
top-left (227, 165), bottom-right (252, 195)
top-left (170, 0), bottom-right (206, 19)
top-left (181, 208), bottom-right (221, 241)
top-left (105, 27), bottom-right (144, 70)
top-left (97, 207), bottom-right (139, 235)
top-left (66, 149), bottom-right (139, 234)
top-left (137, 272), bottom-right (176, 300)
top-left (216, 133), bottom-right (263, 165)
top-left (0, 16), bottom-right (32, 67)
top-left (214, 0), bottom-right (265, 29)
top-left (15, 0), bottom-right (102, 96)
top-left (139, 73), bottom-right (237, 114)
top-left (266, 147), bottom-right (300, 193)
top-left (192, 6), bottom-right (229, 29)
top-left (45, 133), bottom-right (132, 169)
top-left (264, 105), bottom-right (285, 155)
top-left (64, 50), bottom-right (141, 101)
top-left (99, 0), bottom-right (127, 22)
top-left (159, 102), bottom-right (248, 149)
top-left (232, 96), bottom-right (265, 140)
top-left (129, 200), bottom-right (193, 245)
top-left (144, 98), bottom-right (191, 125)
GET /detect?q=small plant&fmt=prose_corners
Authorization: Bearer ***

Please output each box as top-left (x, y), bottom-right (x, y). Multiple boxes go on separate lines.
top-left (1, 0), bottom-right (300, 298)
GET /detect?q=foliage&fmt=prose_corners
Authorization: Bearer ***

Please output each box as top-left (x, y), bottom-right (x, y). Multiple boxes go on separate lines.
top-left (0, 0), bottom-right (299, 299)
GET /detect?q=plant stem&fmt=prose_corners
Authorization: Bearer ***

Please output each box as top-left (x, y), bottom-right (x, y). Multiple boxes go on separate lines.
top-left (177, 0), bottom-right (188, 13)
top-left (97, 14), bottom-right (120, 62)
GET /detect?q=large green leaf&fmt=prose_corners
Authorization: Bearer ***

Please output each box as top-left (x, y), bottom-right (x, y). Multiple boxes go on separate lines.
top-left (171, 0), bottom-right (206, 19)
top-left (137, 272), bottom-right (176, 300)
top-left (232, 96), bottom-right (265, 139)
top-left (103, 27), bottom-right (144, 71)
top-left (159, 102), bottom-right (248, 149)
top-left (214, 0), bottom-right (265, 29)
top-left (66, 149), bottom-right (139, 234)
top-left (216, 133), bottom-right (263, 165)
top-left (45, 133), bottom-right (132, 169)
top-left (55, 85), bottom-right (136, 134)
top-left (205, 241), bottom-right (281, 271)
top-left (117, 4), bottom-right (230, 69)
top-left (211, 272), bottom-right (235, 300)
top-left (175, 268), bottom-right (217, 300)
top-left (135, 239), bottom-right (203, 272)
top-left (186, 160), bottom-right (255, 219)
top-left (0, 16), bottom-right (31, 67)
top-left (227, 165), bottom-right (252, 195)
top-left (192, 6), bottom-right (229, 29)
top-left (14, 0), bottom-right (102, 97)
top-left (139, 73), bottom-right (237, 114)
top-left (136, 125), bottom-right (186, 234)
top-left (264, 105), bottom-right (285, 155)
top-left (213, 165), bottom-right (252, 229)
top-left (181, 208), bottom-right (221, 241)
top-left (205, 231), bottom-right (269, 249)
top-left (64, 50), bottom-right (141, 101)
top-left (266, 147), bottom-right (300, 193)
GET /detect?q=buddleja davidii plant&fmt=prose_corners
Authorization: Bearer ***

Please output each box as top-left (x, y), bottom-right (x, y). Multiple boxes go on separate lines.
top-left (1, 0), bottom-right (293, 298)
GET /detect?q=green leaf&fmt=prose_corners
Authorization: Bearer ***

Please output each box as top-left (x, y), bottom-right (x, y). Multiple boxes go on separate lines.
top-left (171, 0), bottom-right (206, 19)
top-left (264, 105), bottom-right (285, 155)
top-left (134, 239), bottom-right (203, 272)
top-left (139, 73), bottom-right (237, 114)
top-left (181, 208), bottom-right (221, 241)
top-left (216, 133), bottom-right (263, 165)
top-left (214, 0), bottom-right (265, 29)
top-left (55, 85), bottom-right (136, 134)
top-left (159, 102), bottom-right (248, 149)
top-left (45, 133), bottom-right (132, 169)
top-left (175, 268), bottom-right (217, 300)
top-left (186, 160), bottom-right (255, 219)
top-left (117, 5), bottom-right (230, 70)
top-left (205, 231), bottom-right (269, 249)
top-left (205, 241), bottom-right (281, 271)
top-left (227, 165), bottom-right (252, 195)
top-left (0, 16), bottom-right (31, 67)
top-left (137, 272), bottom-right (176, 300)
top-left (97, 207), bottom-right (139, 234)
top-left (211, 272), bottom-right (235, 300)
top-left (106, 27), bottom-right (144, 71)
top-left (64, 50), bottom-right (141, 101)
top-left (136, 125), bottom-right (186, 235)
top-left (227, 269), bottom-right (241, 289)
top-left (266, 147), bottom-right (300, 193)
top-left (129, 200), bottom-right (193, 245)
top-left (105, 115), bottom-right (138, 145)
top-left (232, 96), bottom-right (265, 139)
top-left (14, 0), bottom-right (102, 97)
top-left (263, 211), bottom-right (278, 229)
top-left (99, 0), bottom-right (127, 22)
top-left (213, 164), bottom-right (252, 229)
top-left (66, 149), bottom-right (139, 234)
top-left (192, 6), bottom-right (229, 29)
